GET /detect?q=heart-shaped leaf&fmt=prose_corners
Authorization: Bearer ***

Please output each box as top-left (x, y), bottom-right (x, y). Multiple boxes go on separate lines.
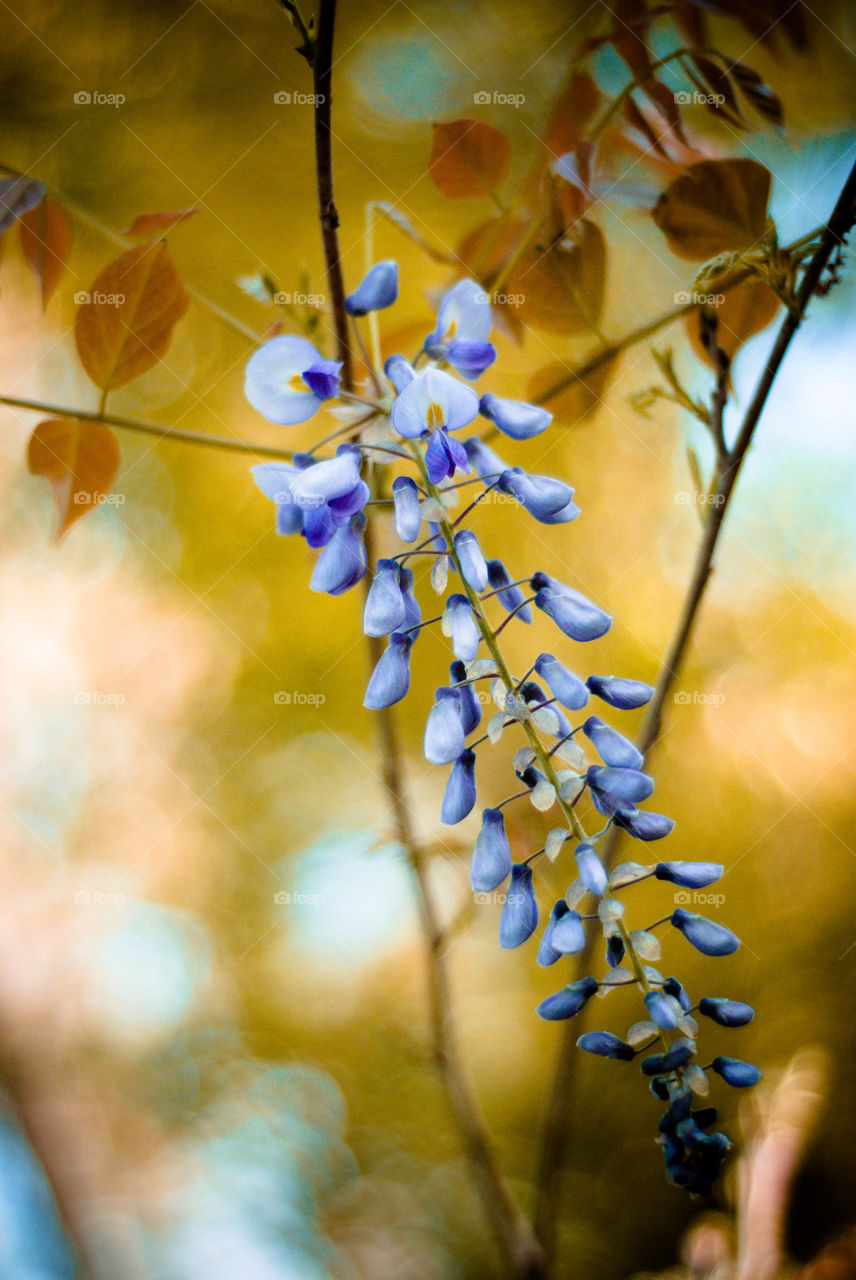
top-left (652, 159), bottom-right (772, 260)
top-left (510, 219), bottom-right (606, 335)
top-left (686, 272), bottom-right (781, 366)
top-left (27, 418), bottom-right (121, 538)
top-left (74, 241), bottom-right (189, 391)
top-left (18, 195), bottom-right (74, 306)
top-left (429, 119), bottom-right (510, 199)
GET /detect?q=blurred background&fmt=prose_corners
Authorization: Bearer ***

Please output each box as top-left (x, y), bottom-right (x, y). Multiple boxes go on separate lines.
top-left (0, 1), bottom-right (855, 1277)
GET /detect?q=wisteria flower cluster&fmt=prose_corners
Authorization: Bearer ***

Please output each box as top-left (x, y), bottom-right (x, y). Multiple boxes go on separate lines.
top-left (245, 263), bottom-right (759, 1194)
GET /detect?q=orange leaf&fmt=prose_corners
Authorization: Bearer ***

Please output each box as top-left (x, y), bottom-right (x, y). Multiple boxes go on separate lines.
top-left (686, 272), bottom-right (781, 367)
top-left (652, 159), bottom-right (772, 260)
top-left (74, 241), bottom-right (189, 391)
top-left (544, 73), bottom-right (601, 158)
top-left (18, 195), bottom-right (74, 307)
top-left (429, 119), bottom-right (510, 199)
top-left (27, 418), bottom-right (120, 538)
top-left (122, 208), bottom-right (201, 240)
top-left (509, 220), bottom-right (606, 335)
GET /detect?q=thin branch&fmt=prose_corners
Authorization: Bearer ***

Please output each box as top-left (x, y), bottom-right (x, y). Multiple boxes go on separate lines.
top-left (0, 395), bottom-right (297, 461)
top-left (303, 5), bottom-right (546, 1274)
top-left (532, 157), bottom-right (856, 1265)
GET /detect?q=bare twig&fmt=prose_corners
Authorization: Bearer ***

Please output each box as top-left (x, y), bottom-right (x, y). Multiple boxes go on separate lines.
top-left (533, 157), bottom-right (856, 1265)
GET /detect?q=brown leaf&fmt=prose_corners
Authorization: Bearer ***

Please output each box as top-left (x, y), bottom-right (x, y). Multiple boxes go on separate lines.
top-left (508, 220), bottom-right (606, 335)
top-left (18, 195), bottom-right (74, 307)
top-left (428, 119), bottom-right (510, 199)
top-left (652, 159), bottom-right (772, 260)
top-left (27, 418), bottom-right (120, 538)
top-left (685, 272), bottom-right (781, 366)
top-left (122, 208), bottom-right (201, 240)
top-left (527, 352), bottom-right (619, 420)
top-left (544, 73), bottom-right (601, 157)
top-left (74, 241), bottom-right (189, 391)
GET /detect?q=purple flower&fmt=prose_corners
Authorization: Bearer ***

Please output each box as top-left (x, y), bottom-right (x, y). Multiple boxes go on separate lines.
top-left (613, 808), bottom-right (674, 841)
top-left (441, 749), bottom-right (477, 824)
top-left (479, 393), bottom-right (551, 440)
top-left (450, 661), bottom-right (482, 735)
top-left (531, 574), bottom-right (612, 642)
top-left (537, 976), bottom-right (599, 1020)
top-left (698, 998), bottom-right (754, 1027)
top-left (575, 841), bottom-right (607, 895)
top-left (443, 594), bottom-right (481, 662)
top-left (533, 654), bottom-right (588, 709)
top-left (424, 688), bottom-right (465, 764)
top-left (310, 513), bottom-right (367, 595)
top-left (583, 716), bottom-right (643, 769)
top-left (499, 864), bottom-right (538, 948)
top-left (391, 367), bottom-right (479, 438)
top-left (426, 278), bottom-right (496, 380)
top-left (498, 469), bottom-right (580, 524)
top-left (655, 862), bottom-right (723, 889)
top-left (384, 353), bottom-right (415, 392)
top-left (363, 559), bottom-right (408, 636)
top-left (392, 476), bottom-right (421, 542)
top-left (464, 437), bottom-right (509, 482)
top-left (425, 427), bottom-right (470, 482)
top-left (586, 675), bottom-right (654, 710)
top-left (587, 765), bottom-right (654, 816)
top-left (487, 560), bottom-right (531, 624)
top-left (345, 260), bottom-right (398, 315)
top-left (577, 1032), bottom-right (635, 1061)
top-left (454, 530), bottom-right (488, 591)
top-left (671, 909), bottom-right (740, 957)
top-left (471, 808), bottom-right (511, 892)
top-left (645, 991), bottom-right (680, 1029)
top-left (711, 1057), bottom-right (761, 1087)
top-left (364, 633), bottom-right (413, 708)
top-left (245, 335), bottom-right (342, 425)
